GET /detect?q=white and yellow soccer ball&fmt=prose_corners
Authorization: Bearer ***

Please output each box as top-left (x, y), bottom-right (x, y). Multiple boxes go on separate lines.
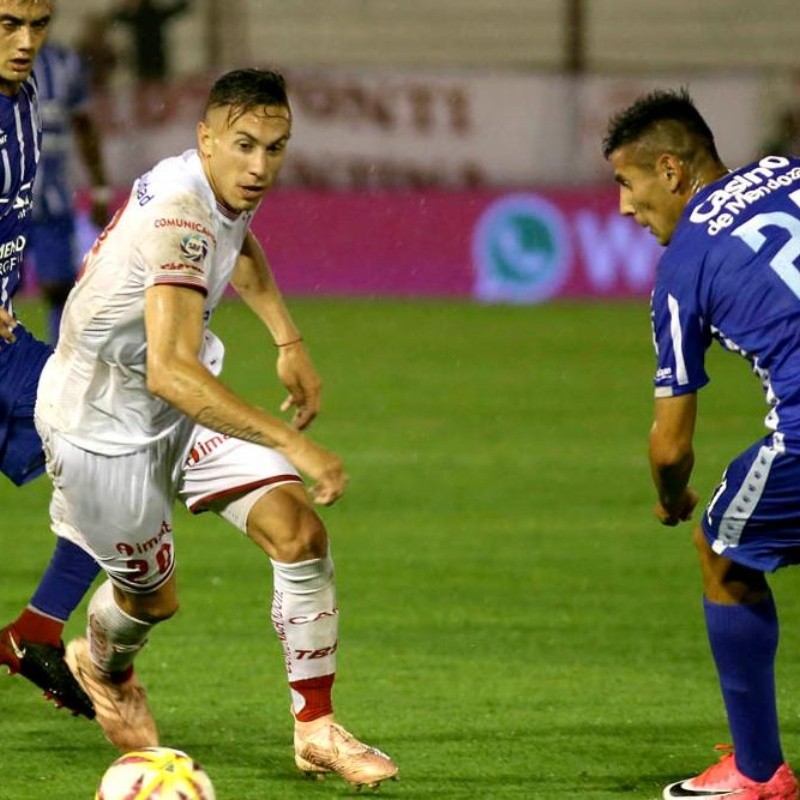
top-left (95, 746), bottom-right (216, 800)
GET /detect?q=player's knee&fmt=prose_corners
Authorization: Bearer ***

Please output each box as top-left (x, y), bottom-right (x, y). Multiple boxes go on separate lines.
top-left (139, 598), bottom-right (180, 624)
top-left (246, 485), bottom-right (329, 562)
top-left (276, 507), bottom-right (328, 562)
top-left (120, 587), bottom-right (180, 623)
top-left (692, 526), bottom-right (769, 603)
top-left (691, 525), bottom-right (711, 557)
top-left (252, 505), bottom-right (328, 563)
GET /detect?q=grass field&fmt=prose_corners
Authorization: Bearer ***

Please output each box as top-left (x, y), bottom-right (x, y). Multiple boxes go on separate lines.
top-left (2, 296), bottom-right (799, 800)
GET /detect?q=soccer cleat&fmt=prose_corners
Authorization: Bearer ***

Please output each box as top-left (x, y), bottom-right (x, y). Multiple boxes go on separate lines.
top-left (663, 746), bottom-right (799, 799)
top-left (65, 637), bottom-right (158, 752)
top-left (294, 719), bottom-right (398, 789)
top-left (0, 624), bottom-right (95, 719)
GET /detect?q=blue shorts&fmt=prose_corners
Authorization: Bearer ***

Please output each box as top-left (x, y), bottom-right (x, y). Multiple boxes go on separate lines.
top-left (702, 433), bottom-right (800, 572)
top-left (28, 214), bottom-right (77, 286)
top-left (0, 325), bottom-right (51, 485)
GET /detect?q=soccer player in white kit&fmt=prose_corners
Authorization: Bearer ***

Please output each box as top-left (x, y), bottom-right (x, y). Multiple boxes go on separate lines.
top-left (34, 68), bottom-right (398, 790)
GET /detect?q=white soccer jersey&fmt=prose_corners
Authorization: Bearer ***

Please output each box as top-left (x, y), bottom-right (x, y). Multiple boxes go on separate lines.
top-left (36, 150), bottom-right (252, 454)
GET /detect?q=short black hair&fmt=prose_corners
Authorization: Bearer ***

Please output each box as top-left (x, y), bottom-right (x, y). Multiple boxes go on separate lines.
top-left (602, 87), bottom-right (719, 162)
top-left (204, 68), bottom-right (290, 121)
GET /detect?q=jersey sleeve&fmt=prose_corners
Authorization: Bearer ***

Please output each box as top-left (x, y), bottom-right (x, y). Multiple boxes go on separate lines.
top-left (138, 193), bottom-right (216, 295)
top-left (650, 275), bottom-right (711, 398)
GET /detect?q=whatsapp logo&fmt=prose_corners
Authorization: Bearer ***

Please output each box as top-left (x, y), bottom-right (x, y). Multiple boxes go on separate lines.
top-left (472, 194), bottom-right (571, 303)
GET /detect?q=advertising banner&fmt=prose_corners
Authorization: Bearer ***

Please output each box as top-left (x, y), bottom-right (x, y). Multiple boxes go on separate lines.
top-left (252, 186), bottom-right (663, 302)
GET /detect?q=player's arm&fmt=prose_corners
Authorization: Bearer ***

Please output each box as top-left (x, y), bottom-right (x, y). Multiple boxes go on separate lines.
top-left (649, 392), bottom-right (700, 526)
top-left (144, 283), bottom-right (345, 504)
top-left (232, 230), bottom-right (321, 430)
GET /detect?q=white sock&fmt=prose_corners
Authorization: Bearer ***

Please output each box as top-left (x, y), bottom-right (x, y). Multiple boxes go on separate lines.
top-left (87, 580), bottom-right (153, 675)
top-left (270, 555), bottom-right (338, 712)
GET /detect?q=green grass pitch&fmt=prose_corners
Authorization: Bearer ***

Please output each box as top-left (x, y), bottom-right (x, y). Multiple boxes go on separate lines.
top-left (3, 296), bottom-right (800, 799)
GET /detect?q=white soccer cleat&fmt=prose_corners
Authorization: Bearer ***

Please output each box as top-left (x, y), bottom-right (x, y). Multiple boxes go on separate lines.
top-left (65, 637), bottom-right (158, 752)
top-left (294, 718), bottom-right (398, 789)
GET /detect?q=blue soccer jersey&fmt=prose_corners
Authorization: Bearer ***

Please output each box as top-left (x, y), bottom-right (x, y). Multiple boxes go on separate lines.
top-left (32, 43), bottom-right (89, 221)
top-left (0, 72), bottom-right (46, 484)
top-left (0, 73), bottom-right (40, 315)
top-left (652, 155), bottom-right (800, 444)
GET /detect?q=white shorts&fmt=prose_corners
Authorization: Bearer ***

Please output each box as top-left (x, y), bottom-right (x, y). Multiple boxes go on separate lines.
top-left (38, 418), bottom-right (302, 593)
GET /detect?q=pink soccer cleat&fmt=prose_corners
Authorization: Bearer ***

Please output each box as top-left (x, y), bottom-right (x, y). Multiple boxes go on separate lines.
top-left (663, 746), bottom-right (799, 799)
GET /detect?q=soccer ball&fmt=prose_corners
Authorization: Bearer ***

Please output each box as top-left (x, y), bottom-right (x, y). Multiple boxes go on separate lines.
top-left (95, 747), bottom-right (216, 800)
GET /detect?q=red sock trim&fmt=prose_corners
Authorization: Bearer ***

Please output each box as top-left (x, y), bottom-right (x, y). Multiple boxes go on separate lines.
top-left (13, 608), bottom-right (64, 647)
top-left (290, 673), bottom-right (335, 722)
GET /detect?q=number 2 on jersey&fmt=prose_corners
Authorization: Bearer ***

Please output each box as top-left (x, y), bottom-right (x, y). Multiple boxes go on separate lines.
top-left (734, 188), bottom-right (800, 300)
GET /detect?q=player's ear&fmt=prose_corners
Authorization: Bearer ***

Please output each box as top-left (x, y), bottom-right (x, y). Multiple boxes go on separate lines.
top-left (657, 153), bottom-right (683, 192)
top-left (197, 120), bottom-right (213, 158)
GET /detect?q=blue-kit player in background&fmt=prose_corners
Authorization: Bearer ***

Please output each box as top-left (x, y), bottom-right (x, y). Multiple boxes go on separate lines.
top-left (0, 0), bottom-right (95, 720)
top-left (29, 40), bottom-right (110, 344)
top-left (604, 88), bottom-right (800, 800)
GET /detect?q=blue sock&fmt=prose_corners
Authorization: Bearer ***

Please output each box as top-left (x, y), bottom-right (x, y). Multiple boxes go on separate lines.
top-left (29, 538), bottom-right (101, 622)
top-left (704, 595), bottom-right (783, 782)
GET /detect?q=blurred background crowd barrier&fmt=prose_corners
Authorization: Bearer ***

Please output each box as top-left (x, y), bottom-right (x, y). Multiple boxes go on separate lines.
top-left (57, 0), bottom-right (800, 303)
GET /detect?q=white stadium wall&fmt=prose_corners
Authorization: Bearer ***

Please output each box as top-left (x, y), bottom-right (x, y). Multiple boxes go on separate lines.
top-left (53, 0), bottom-right (800, 73)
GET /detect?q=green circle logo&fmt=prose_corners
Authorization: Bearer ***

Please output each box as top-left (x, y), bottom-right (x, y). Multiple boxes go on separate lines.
top-left (472, 195), bottom-right (571, 302)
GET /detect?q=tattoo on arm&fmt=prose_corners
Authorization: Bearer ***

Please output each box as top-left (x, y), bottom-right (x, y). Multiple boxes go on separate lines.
top-left (193, 405), bottom-right (280, 449)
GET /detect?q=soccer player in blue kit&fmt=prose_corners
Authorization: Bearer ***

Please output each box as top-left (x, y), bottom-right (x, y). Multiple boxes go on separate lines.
top-left (0, 0), bottom-right (96, 719)
top-left (29, 40), bottom-right (110, 345)
top-left (604, 88), bottom-right (800, 800)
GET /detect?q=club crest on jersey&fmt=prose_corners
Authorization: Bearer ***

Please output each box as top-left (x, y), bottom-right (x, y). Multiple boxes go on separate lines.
top-left (180, 232), bottom-right (209, 264)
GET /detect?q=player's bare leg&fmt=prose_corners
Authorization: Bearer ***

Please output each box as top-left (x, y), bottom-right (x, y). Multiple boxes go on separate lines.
top-left (66, 579), bottom-right (172, 750)
top-left (240, 484), bottom-right (398, 788)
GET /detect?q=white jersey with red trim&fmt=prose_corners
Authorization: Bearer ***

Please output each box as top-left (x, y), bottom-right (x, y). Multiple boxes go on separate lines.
top-left (35, 149), bottom-right (252, 455)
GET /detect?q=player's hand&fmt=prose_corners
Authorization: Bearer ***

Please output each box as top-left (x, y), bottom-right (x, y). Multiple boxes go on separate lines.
top-left (276, 341), bottom-right (322, 430)
top-left (283, 433), bottom-right (348, 506)
top-left (0, 307), bottom-right (17, 343)
top-left (654, 486), bottom-right (700, 526)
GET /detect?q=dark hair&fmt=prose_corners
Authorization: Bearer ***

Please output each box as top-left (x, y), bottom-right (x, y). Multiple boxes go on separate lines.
top-left (204, 68), bottom-right (290, 121)
top-left (602, 87), bottom-right (719, 162)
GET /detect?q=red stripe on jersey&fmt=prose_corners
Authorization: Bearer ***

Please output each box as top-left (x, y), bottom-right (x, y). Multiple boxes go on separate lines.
top-left (151, 276), bottom-right (209, 296)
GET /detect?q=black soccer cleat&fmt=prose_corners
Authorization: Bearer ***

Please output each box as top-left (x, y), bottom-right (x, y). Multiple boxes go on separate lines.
top-left (0, 626), bottom-right (96, 719)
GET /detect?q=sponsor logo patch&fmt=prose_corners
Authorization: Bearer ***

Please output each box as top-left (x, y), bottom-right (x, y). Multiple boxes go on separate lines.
top-left (155, 217), bottom-right (216, 243)
top-left (180, 232), bottom-right (210, 264)
top-left (158, 261), bottom-right (204, 275)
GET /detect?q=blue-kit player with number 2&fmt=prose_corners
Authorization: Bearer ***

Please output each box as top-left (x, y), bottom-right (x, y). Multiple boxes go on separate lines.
top-left (0, 0), bottom-right (96, 720)
top-left (604, 88), bottom-right (800, 800)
